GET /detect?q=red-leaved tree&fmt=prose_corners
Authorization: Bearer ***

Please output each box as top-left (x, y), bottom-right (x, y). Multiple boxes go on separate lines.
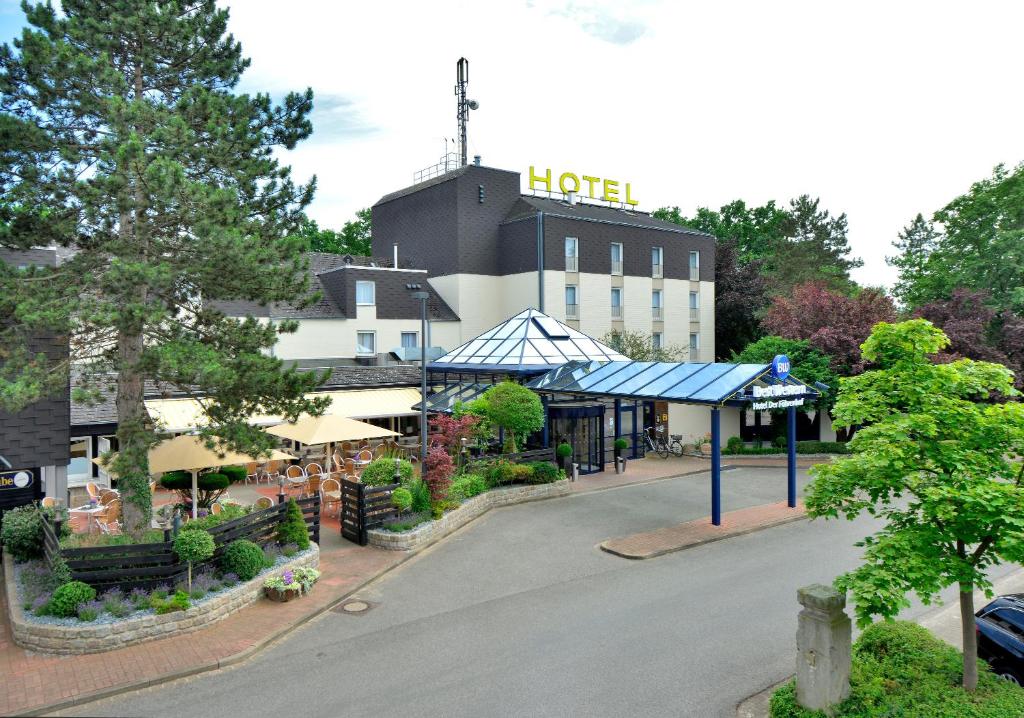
top-left (423, 445), bottom-right (454, 502)
top-left (763, 282), bottom-right (896, 374)
top-left (429, 414), bottom-right (479, 456)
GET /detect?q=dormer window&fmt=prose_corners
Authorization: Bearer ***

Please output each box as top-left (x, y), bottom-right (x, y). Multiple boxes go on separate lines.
top-left (356, 281), bottom-right (375, 305)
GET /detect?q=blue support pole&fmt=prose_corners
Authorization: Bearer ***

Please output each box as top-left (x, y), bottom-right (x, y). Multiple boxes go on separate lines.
top-left (711, 406), bottom-right (721, 526)
top-left (787, 406), bottom-right (797, 508)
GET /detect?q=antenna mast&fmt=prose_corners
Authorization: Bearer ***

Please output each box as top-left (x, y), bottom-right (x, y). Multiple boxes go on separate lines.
top-left (455, 57), bottom-right (478, 167)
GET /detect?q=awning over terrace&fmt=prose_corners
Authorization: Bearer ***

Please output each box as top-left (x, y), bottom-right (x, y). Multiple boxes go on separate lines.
top-left (525, 360), bottom-right (821, 407)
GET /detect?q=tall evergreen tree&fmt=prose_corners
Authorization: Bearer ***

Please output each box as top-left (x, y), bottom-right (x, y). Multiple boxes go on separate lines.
top-left (0, 1), bottom-right (327, 536)
top-left (887, 213), bottom-right (941, 309)
top-left (768, 195), bottom-right (861, 295)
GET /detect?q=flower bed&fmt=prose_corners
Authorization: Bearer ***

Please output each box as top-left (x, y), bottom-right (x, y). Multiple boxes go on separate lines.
top-left (368, 480), bottom-right (571, 551)
top-left (3, 544), bottom-right (319, 654)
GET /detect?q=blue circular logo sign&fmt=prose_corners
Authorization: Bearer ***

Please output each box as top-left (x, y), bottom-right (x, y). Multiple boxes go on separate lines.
top-left (772, 354), bottom-right (791, 381)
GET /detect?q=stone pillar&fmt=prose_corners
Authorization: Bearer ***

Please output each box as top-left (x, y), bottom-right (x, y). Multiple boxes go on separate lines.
top-left (796, 584), bottom-right (851, 714)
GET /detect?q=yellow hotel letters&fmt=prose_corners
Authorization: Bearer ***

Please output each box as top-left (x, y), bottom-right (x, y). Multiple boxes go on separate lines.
top-left (528, 166), bottom-right (638, 207)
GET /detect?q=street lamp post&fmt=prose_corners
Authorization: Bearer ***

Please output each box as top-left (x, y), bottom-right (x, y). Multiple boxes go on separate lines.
top-left (410, 288), bottom-right (430, 466)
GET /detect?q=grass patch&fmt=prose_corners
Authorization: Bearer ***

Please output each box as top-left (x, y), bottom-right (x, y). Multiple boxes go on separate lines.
top-left (770, 621), bottom-right (1024, 717)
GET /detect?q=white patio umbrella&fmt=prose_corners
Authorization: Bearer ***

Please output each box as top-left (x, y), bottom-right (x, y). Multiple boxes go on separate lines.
top-left (97, 435), bottom-right (296, 518)
top-left (265, 415), bottom-right (399, 473)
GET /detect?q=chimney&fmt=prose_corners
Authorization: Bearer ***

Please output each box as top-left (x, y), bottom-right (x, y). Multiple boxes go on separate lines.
top-left (393, 243), bottom-right (398, 268)
top-left (473, 155), bottom-right (481, 166)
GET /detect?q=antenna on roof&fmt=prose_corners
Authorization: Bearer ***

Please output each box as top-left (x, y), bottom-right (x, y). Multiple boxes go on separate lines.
top-left (455, 57), bottom-right (479, 167)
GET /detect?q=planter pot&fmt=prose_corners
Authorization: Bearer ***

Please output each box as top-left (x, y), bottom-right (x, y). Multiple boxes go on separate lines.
top-left (700, 444), bottom-right (712, 456)
top-left (265, 586), bottom-right (302, 603)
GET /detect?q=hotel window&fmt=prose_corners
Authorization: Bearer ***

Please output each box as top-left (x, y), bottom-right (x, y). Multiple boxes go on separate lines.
top-left (356, 331), bottom-right (376, 356)
top-left (610, 243), bottom-right (623, 275)
top-left (652, 246), bottom-right (663, 278)
top-left (689, 250), bottom-right (700, 281)
top-left (68, 437), bottom-right (90, 483)
top-left (689, 332), bottom-right (700, 361)
top-left (356, 280), bottom-right (375, 305)
top-left (565, 285), bottom-right (579, 319)
top-left (401, 331), bottom-right (418, 349)
top-left (610, 287), bottom-right (623, 319)
top-left (689, 290), bottom-right (700, 321)
top-left (653, 332), bottom-right (663, 350)
top-left (652, 289), bottom-right (663, 320)
top-left (565, 237), bottom-right (578, 273)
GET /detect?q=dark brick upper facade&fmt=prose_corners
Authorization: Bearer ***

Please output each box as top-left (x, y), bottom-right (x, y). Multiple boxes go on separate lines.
top-left (372, 164), bottom-right (715, 281)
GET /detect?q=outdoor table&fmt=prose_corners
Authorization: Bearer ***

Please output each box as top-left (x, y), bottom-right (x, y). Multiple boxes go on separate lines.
top-left (69, 504), bottom-right (105, 534)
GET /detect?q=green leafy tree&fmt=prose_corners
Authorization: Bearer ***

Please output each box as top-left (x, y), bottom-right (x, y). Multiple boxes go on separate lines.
top-left (293, 209), bottom-right (371, 256)
top-left (0, 1), bottom-right (328, 537)
top-left (479, 381), bottom-right (545, 453)
top-left (805, 319), bottom-right (1024, 691)
top-left (888, 163), bottom-right (1024, 313)
top-left (173, 528), bottom-right (215, 592)
top-left (599, 330), bottom-right (685, 361)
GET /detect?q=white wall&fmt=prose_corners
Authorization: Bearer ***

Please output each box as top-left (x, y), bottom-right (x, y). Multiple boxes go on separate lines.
top-left (271, 318), bottom-right (460, 361)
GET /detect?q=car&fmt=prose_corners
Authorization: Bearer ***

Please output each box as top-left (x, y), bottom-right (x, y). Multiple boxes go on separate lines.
top-left (976, 594), bottom-right (1024, 684)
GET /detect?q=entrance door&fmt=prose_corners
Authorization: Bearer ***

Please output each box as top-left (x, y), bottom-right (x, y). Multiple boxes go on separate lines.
top-left (549, 406), bottom-right (606, 474)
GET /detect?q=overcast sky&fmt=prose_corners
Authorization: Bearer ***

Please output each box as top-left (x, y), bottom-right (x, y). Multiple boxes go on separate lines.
top-left (2, 1), bottom-right (1022, 288)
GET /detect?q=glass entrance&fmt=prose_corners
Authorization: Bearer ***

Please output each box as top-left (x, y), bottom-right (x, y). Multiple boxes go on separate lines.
top-left (549, 405), bottom-right (605, 474)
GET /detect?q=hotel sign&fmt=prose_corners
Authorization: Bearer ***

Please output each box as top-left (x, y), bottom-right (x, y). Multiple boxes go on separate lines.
top-left (0, 469), bottom-right (34, 490)
top-left (529, 166), bottom-right (638, 206)
top-left (751, 384), bottom-right (805, 411)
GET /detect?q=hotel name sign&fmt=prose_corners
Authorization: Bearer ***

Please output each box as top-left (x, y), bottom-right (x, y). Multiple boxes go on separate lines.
top-left (529, 166), bottom-right (638, 206)
top-left (750, 384), bottom-right (805, 411)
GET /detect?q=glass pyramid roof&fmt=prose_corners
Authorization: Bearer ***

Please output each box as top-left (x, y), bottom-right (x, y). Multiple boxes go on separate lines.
top-left (430, 309), bottom-right (630, 373)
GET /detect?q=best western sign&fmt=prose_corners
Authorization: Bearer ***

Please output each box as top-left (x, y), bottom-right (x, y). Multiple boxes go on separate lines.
top-left (529, 166), bottom-right (638, 206)
top-left (750, 384), bottom-right (805, 411)
top-left (0, 469), bottom-right (34, 490)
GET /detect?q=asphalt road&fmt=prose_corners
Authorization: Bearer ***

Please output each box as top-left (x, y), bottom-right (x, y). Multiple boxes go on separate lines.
top-left (61, 468), bottom-right (1016, 718)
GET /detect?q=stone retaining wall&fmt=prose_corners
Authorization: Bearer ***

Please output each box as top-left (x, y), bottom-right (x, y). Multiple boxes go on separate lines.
top-left (368, 480), bottom-right (571, 551)
top-left (4, 545), bottom-right (319, 655)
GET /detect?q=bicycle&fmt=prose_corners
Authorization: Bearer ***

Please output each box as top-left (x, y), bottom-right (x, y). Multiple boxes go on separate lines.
top-left (644, 426), bottom-right (683, 458)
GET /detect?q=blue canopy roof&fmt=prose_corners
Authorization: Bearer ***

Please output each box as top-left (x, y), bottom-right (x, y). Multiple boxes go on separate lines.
top-left (525, 360), bottom-right (821, 406)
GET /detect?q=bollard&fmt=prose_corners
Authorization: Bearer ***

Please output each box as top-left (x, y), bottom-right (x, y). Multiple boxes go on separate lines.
top-left (796, 584), bottom-right (851, 714)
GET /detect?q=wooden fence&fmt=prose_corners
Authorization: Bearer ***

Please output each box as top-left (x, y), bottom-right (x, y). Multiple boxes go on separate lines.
top-left (340, 479), bottom-right (398, 546)
top-left (41, 494), bottom-right (320, 593)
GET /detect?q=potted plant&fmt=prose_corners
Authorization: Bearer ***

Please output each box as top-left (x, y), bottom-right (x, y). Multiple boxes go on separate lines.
top-left (613, 438), bottom-right (628, 473)
top-left (555, 443), bottom-right (573, 473)
top-left (264, 567), bottom-right (320, 602)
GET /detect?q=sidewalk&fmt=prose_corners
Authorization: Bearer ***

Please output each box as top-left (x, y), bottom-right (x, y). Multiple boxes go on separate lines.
top-left (0, 521), bottom-right (406, 717)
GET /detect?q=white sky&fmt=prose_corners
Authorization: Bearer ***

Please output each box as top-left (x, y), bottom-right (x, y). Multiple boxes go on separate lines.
top-left (5, 1), bottom-right (1023, 287)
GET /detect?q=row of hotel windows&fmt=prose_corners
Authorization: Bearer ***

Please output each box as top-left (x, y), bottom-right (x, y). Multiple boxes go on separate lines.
top-left (565, 287), bottom-right (701, 321)
top-left (355, 330), bottom-right (419, 356)
top-left (649, 331), bottom-right (701, 359)
top-left (564, 238), bottom-right (700, 280)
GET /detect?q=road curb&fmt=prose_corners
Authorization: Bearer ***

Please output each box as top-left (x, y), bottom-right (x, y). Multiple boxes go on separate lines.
top-left (736, 678), bottom-right (790, 718)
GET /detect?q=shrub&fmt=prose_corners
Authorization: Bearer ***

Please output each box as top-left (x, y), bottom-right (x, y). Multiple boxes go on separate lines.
top-left (447, 474), bottom-right (488, 501)
top-left (768, 620), bottom-right (1024, 718)
top-left (472, 459), bottom-right (517, 487)
top-left (151, 583), bottom-right (170, 600)
top-left (276, 498), bottom-right (310, 550)
top-left (189, 587), bottom-right (206, 600)
top-left (129, 588), bottom-right (150, 610)
top-left (174, 527), bottom-right (216, 591)
top-left (391, 487), bottom-right (413, 513)
top-left (100, 587), bottom-right (123, 612)
top-left (361, 458), bottom-right (413, 487)
top-left (406, 479), bottom-right (432, 514)
top-left (161, 470), bottom-right (231, 507)
top-left (725, 436), bottom-right (744, 454)
top-left (220, 572), bottom-right (238, 586)
top-left (1, 504), bottom-right (46, 561)
top-left (31, 593), bottom-right (51, 616)
top-left (525, 462), bottom-right (559, 484)
top-left (479, 381), bottom-right (545, 452)
top-left (424, 446), bottom-right (455, 501)
top-left (430, 499), bottom-right (462, 520)
top-left (556, 443), bottom-right (573, 459)
top-left (262, 542), bottom-right (282, 568)
top-left (182, 502), bottom-right (249, 531)
top-left (49, 581), bottom-right (97, 618)
top-left (509, 464), bottom-right (534, 484)
top-left (76, 599), bottom-right (103, 622)
top-left (613, 438), bottom-right (628, 452)
top-left (281, 542), bottom-right (298, 558)
top-left (154, 590), bottom-right (190, 615)
top-left (220, 540), bottom-right (264, 581)
top-left (218, 465), bottom-right (247, 484)
top-left (773, 435), bottom-right (787, 448)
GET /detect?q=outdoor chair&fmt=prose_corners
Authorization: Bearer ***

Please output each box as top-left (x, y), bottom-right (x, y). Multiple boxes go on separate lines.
top-left (210, 503), bottom-right (223, 516)
top-left (41, 496), bottom-right (56, 508)
top-left (96, 499), bottom-right (122, 534)
top-left (332, 450), bottom-right (344, 472)
top-left (354, 449), bottom-right (372, 464)
top-left (358, 440), bottom-right (370, 450)
top-left (343, 457), bottom-right (357, 477)
top-left (285, 464), bottom-right (306, 495)
top-left (253, 496), bottom-right (274, 511)
top-left (245, 461), bottom-right (261, 485)
top-left (85, 481), bottom-right (100, 502)
top-left (305, 462), bottom-right (325, 478)
top-left (99, 489), bottom-right (119, 505)
top-left (340, 441), bottom-right (353, 457)
top-left (320, 478), bottom-right (341, 518)
top-left (304, 474), bottom-right (321, 499)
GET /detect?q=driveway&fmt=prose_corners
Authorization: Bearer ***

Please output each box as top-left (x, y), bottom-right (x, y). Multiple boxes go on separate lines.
top-left (62, 467), bottom-right (1011, 718)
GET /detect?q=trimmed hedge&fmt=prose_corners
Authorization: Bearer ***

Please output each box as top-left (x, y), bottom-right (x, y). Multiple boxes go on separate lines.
top-left (723, 440), bottom-right (851, 456)
top-left (49, 581), bottom-right (96, 618)
top-left (220, 539), bottom-right (265, 581)
top-left (361, 458), bottom-right (414, 487)
top-left (769, 621), bottom-right (1024, 717)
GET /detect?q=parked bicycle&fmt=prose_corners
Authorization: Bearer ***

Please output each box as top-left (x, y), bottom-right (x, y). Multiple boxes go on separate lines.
top-left (644, 426), bottom-right (683, 458)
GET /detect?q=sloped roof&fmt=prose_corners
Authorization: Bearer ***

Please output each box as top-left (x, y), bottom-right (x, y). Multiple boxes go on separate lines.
top-left (504, 196), bottom-right (712, 237)
top-left (429, 308), bottom-right (629, 374)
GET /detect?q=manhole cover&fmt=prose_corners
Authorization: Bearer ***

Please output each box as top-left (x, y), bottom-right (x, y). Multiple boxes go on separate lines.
top-left (333, 599), bottom-right (373, 614)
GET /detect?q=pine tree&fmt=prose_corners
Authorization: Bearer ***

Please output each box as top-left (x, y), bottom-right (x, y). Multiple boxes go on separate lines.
top-left (0, 1), bottom-right (328, 537)
top-left (887, 213), bottom-right (942, 309)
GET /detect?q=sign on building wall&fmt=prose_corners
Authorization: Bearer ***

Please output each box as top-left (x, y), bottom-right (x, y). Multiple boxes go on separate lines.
top-left (529, 166), bottom-right (639, 206)
top-left (0, 469), bottom-right (34, 490)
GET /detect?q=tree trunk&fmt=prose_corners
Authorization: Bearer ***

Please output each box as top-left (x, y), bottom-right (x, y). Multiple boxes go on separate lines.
top-left (116, 328), bottom-right (151, 539)
top-left (960, 582), bottom-right (978, 691)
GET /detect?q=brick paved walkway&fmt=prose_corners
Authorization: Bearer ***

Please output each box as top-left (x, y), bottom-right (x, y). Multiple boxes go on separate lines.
top-left (0, 522), bottom-right (404, 716)
top-left (600, 500), bottom-right (808, 559)
top-left (569, 455), bottom-right (707, 493)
